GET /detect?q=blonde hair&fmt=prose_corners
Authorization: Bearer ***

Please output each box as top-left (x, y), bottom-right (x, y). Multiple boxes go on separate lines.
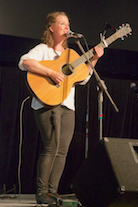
top-left (41, 11), bottom-right (69, 49)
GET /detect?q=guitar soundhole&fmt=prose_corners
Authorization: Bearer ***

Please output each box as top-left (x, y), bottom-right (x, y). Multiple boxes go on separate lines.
top-left (62, 64), bottom-right (73, 76)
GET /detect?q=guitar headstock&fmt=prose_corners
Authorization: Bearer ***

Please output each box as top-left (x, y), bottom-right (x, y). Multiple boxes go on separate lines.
top-left (116, 23), bottom-right (132, 40)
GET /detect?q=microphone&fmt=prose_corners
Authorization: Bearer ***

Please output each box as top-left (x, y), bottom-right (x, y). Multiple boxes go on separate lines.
top-left (102, 22), bottom-right (113, 39)
top-left (130, 82), bottom-right (138, 98)
top-left (66, 30), bottom-right (83, 38)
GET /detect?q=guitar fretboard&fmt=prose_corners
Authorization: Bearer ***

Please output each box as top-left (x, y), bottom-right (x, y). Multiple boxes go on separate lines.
top-left (71, 32), bottom-right (119, 69)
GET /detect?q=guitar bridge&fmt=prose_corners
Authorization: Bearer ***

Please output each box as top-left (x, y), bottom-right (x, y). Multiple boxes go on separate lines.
top-left (49, 77), bottom-right (60, 88)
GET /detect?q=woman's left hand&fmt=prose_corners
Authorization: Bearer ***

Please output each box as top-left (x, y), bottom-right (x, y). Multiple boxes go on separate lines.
top-left (87, 46), bottom-right (104, 73)
top-left (94, 46), bottom-right (104, 59)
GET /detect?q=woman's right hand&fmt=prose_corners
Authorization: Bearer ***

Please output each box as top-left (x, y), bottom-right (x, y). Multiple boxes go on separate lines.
top-left (49, 70), bottom-right (64, 84)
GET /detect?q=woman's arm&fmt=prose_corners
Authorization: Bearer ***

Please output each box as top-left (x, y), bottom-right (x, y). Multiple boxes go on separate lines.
top-left (22, 59), bottom-right (64, 84)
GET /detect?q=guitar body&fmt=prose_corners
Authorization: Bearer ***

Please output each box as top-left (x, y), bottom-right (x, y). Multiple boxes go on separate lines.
top-left (27, 48), bottom-right (89, 106)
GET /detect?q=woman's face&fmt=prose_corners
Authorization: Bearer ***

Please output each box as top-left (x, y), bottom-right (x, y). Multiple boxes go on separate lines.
top-left (50, 15), bottom-right (70, 40)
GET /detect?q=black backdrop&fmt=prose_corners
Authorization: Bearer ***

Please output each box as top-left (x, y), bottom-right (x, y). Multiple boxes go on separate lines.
top-left (0, 34), bottom-right (138, 194)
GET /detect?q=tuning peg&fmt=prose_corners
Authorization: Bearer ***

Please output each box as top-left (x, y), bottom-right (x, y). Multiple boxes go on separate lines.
top-left (121, 37), bottom-right (124, 40)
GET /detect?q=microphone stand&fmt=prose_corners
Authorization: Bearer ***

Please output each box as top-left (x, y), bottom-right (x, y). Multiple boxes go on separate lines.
top-left (75, 38), bottom-right (119, 142)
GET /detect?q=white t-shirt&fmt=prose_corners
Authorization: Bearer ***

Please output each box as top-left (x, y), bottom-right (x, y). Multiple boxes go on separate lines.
top-left (18, 43), bottom-right (92, 111)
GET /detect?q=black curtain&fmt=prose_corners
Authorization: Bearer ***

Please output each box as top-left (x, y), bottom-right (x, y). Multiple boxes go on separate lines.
top-left (0, 35), bottom-right (138, 194)
top-left (88, 77), bottom-right (138, 148)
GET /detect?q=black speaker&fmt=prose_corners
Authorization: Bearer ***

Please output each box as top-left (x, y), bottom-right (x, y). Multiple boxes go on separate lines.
top-left (71, 138), bottom-right (138, 207)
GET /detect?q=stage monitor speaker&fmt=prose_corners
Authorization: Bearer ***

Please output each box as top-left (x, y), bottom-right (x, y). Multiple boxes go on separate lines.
top-left (71, 137), bottom-right (138, 207)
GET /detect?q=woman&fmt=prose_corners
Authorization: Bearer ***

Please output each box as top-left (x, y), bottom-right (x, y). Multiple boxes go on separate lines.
top-left (18, 11), bottom-right (104, 205)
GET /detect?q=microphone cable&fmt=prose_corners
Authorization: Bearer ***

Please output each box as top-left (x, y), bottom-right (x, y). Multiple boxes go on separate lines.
top-left (18, 96), bottom-right (30, 201)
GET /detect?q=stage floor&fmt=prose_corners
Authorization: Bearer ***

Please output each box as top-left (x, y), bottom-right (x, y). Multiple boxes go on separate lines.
top-left (0, 194), bottom-right (40, 206)
top-left (1, 193), bottom-right (138, 207)
top-left (0, 194), bottom-right (78, 207)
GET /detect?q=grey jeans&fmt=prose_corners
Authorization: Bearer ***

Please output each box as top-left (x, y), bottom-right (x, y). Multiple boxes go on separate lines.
top-left (34, 105), bottom-right (75, 194)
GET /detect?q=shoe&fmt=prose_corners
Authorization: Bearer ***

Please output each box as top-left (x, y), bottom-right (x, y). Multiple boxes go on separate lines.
top-left (36, 192), bottom-right (57, 204)
top-left (49, 192), bottom-right (62, 205)
top-left (49, 192), bottom-right (61, 199)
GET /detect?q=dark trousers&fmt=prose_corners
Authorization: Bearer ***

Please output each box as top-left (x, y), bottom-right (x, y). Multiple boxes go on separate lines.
top-left (34, 105), bottom-right (75, 193)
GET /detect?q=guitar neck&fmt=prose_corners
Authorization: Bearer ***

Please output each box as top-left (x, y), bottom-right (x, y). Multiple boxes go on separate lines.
top-left (71, 32), bottom-right (119, 69)
top-left (83, 32), bottom-right (119, 61)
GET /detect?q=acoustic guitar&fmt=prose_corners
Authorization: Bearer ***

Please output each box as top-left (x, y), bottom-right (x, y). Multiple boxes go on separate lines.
top-left (27, 23), bottom-right (132, 106)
